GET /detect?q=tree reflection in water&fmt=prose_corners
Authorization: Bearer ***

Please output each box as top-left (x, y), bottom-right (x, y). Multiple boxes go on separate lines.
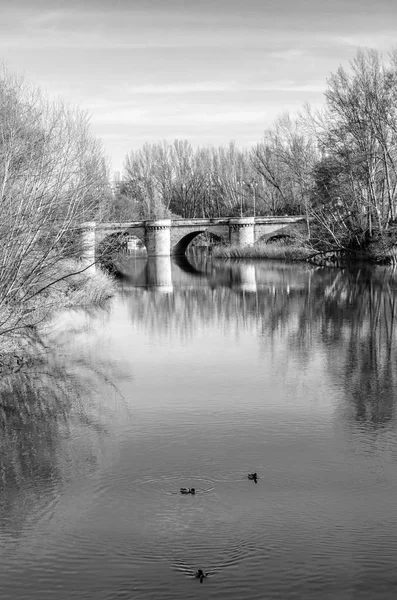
top-left (322, 266), bottom-right (397, 429)
top-left (0, 339), bottom-right (125, 537)
top-left (119, 258), bottom-right (397, 429)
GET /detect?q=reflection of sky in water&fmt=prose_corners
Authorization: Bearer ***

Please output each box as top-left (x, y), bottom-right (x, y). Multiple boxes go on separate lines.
top-left (94, 296), bottom-right (335, 420)
top-left (52, 257), bottom-right (397, 434)
top-left (3, 257), bottom-right (397, 599)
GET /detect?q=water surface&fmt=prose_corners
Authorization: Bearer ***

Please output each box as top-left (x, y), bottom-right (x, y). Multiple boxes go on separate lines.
top-left (2, 254), bottom-right (397, 599)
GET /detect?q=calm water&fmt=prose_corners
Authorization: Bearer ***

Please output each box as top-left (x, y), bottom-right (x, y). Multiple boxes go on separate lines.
top-left (2, 254), bottom-right (397, 599)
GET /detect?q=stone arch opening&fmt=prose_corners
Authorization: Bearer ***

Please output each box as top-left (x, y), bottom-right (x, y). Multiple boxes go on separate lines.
top-left (172, 230), bottom-right (226, 256)
top-left (124, 234), bottom-right (146, 254)
top-left (97, 230), bottom-right (147, 275)
top-left (256, 232), bottom-right (295, 245)
top-left (98, 231), bottom-right (146, 256)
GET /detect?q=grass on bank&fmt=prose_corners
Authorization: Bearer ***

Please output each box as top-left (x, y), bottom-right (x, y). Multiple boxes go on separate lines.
top-left (24, 259), bottom-right (116, 312)
top-left (212, 242), bottom-right (312, 261)
top-left (55, 261), bottom-right (116, 308)
top-left (0, 259), bottom-right (116, 346)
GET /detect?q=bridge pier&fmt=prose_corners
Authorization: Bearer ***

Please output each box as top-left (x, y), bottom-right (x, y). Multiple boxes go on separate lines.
top-left (145, 219), bottom-right (171, 256)
top-left (229, 217), bottom-right (255, 246)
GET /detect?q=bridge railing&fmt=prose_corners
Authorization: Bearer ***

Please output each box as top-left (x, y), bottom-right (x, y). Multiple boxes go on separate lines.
top-left (88, 216), bottom-right (306, 229)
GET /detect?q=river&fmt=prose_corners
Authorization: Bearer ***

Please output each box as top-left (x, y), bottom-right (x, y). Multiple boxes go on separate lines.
top-left (1, 253), bottom-right (397, 599)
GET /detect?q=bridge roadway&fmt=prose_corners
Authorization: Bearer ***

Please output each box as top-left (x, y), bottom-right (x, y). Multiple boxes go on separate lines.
top-left (81, 216), bottom-right (306, 262)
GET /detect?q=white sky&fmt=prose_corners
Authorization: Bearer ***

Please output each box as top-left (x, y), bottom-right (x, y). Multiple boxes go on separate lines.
top-left (1, 0), bottom-right (396, 173)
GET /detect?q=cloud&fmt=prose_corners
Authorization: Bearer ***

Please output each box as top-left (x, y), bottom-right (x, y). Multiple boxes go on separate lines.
top-left (186, 111), bottom-right (268, 124)
top-left (91, 108), bottom-right (145, 124)
top-left (125, 82), bottom-right (236, 94)
top-left (267, 49), bottom-right (307, 60)
top-left (327, 32), bottom-right (397, 50)
top-left (273, 82), bottom-right (325, 93)
top-left (94, 108), bottom-right (274, 127)
top-left (2, 3), bottom-right (396, 55)
top-left (0, 7), bottom-right (355, 52)
top-left (124, 80), bottom-right (325, 95)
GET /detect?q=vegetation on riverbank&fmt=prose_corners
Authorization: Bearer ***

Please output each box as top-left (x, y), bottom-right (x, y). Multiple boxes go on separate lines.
top-left (38, 259), bottom-right (116, 310)
top-left (0, 69), bottom-right (113, 347)
top-left (0, 259), bottom-right (116, 356)
top-left (213, 236), bottom-right (397, 266)
top-left (212, 223), bottom-right (397, 265)
top-left (213, 242), bottom-right (312, 261)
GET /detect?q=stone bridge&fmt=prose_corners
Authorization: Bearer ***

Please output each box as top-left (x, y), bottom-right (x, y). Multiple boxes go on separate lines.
top-left (81, 216), bottom-right (306, 263)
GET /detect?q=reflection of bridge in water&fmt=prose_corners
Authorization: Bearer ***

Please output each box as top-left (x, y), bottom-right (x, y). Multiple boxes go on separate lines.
top-left (116, 253), bottom-right (312, 295)
top-left (117, 259), bottom-right (397, 432)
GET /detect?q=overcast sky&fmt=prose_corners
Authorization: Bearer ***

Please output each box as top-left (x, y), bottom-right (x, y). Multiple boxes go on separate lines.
top-left (1, 0), bottom-right (396, 173)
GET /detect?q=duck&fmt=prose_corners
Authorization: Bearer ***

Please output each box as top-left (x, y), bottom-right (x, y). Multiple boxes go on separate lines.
top-left (180, 487), bottom-right (196, 495)
top-left (247, 473), bottom-right (258, 483)
top-left (195, 569), bottom-right (207, 583)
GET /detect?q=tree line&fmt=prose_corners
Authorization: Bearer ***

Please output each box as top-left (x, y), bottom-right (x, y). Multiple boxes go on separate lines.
top-left (2, 46), bottom-right (397, 338)
top-left (113, 48), bottom-right (397, 253)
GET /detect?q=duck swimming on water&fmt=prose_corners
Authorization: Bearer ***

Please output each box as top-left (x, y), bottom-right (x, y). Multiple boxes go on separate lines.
top-left (247, 473), bottom-right (258, 483)
top-left (195, 569), bottom-right (207, 583)
top-left (180, 487), bottom-right (195, 495)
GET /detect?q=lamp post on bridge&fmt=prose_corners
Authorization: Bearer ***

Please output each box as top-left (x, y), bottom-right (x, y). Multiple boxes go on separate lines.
top-left (237, 179), bottom-right (259, 218)
top-left (236, 178), bottom-right (245, 217)
top-left (182, 182), bottom-right (187, 218)
top-left (248, 180), bottom-right (259, 218)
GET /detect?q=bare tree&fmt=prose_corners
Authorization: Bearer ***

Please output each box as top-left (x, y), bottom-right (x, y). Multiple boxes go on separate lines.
top-left (0, 69), bottom-right (110, 336)
top-left (121, 140), bottom-right (259, 219)
top-left (252, 112), bottom-right (318, 231)
top-left (322, 49), bottom-right (397, 239)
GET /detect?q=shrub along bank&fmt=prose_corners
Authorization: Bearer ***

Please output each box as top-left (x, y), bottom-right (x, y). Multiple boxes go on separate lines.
top-left (213, 242), bottom-right (312, 261)
top-left (0, 69), bottom-right (112, 350)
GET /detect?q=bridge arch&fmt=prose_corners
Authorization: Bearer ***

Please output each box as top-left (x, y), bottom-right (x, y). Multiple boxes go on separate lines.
top-left (254, 221), bottom-right (305, 245)
top-left (171, 228), bottom-right (228, 256)
top-left (96, 227), bottom-right (146, 255)
top-left (96, 229), bottom-right (146, 256)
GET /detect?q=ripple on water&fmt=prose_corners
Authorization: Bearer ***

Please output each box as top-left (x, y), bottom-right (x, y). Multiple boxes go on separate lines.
top-left (66, 469), bottom-right (272, 581)
top-left (138, 474), bottom-right (216, 496)
top-left (115, 472), bottom-right (271, 581)
top-left (11, 461), bottom-right (397, 600)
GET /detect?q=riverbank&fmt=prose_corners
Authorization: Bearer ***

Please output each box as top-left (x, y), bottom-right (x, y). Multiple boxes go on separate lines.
top-left (0, 260), bottom-right (116, 359)
top-left (213, 242), bottom-right (312, 261)
top-left (47, 260), bottom-right (116, 310)
top-left (213, 239), bottom-right (397, 267)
